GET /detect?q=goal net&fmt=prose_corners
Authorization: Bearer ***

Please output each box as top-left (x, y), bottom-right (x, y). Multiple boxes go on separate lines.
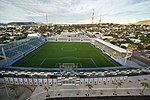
top-left (56, 63), bottom-right (81, 72)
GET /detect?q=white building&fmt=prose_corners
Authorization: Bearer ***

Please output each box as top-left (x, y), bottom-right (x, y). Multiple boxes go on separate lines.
top-left (27, 33), bottom-right (41, 38)
top-left (129, 38), bottom-right (141, 43)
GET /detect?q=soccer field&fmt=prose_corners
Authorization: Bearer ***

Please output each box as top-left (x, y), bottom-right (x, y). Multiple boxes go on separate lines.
top-left (12, 42), bottom-right (120, 68)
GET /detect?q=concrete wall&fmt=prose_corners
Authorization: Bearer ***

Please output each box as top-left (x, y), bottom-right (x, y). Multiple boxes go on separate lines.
top-left (2, 76), bottom-right (129, 86)
top-left (47, 37), bottom-right (91, 42)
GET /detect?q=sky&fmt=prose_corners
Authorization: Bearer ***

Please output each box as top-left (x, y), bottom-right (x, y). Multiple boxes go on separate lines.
top-left (0, 0), bottom-right (150, 24)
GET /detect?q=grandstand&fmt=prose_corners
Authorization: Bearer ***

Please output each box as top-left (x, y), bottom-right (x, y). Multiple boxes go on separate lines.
top-left (0, 37), bottom-right (132, 68)
top-left (0, 38), bottom-right (44, 66)
top-left (95, 39), bottom-right (132, 66)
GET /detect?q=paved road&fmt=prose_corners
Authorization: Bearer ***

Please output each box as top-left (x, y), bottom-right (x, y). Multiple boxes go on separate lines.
top-left (0, 85), bottom-right (32, 100)
top-left (131, 57), bottom-right (149, 67)
top-left (132, 51), bottom-right (150, 66)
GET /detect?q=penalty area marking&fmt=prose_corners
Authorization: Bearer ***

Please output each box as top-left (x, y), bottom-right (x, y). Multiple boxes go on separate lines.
top-left (90, 58), bottom-right (98, 67)
top-left (46, 57), bottom-right (97, 67)
top-left (89, 43), bottom-right (117, 66)
top-left (39, 58), bottom-right (46, 67)
top-left (14, 47), bottom-right (42, 66)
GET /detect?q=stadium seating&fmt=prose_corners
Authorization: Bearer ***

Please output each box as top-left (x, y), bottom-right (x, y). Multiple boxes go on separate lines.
top-left (16, 45), bottom-right (32, 53)
top-left (5, 51), bottom-right (18, 58)
top-left (0, 38), bottom-right (44, 60)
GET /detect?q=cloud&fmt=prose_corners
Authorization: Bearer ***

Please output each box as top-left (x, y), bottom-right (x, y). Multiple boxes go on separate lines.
top-left (0, 0), bottom-right (149, 23)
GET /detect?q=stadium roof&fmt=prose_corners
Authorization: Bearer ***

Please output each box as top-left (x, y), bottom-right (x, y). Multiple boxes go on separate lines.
top-left (95, 38), bottom-right (128, 53)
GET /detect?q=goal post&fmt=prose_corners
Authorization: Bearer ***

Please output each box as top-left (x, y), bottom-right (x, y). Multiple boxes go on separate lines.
top-left (58, 63), bottom-right (81, 73)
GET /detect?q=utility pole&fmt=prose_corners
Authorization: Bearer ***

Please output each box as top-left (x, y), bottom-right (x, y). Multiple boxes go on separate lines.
top-left (92, 9), bottom-right (94, 24)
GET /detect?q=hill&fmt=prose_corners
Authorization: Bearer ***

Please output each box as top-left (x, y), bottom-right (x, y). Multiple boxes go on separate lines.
top-left (134, 20), bottom-right (150, 25)
top-left (7, 22), bottom-right (36, 25)
top-left (0, 23), bottom-right (6, 26)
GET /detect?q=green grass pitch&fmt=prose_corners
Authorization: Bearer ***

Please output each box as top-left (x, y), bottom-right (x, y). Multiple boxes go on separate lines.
top-left (12, 42), bottom-right (120, 68)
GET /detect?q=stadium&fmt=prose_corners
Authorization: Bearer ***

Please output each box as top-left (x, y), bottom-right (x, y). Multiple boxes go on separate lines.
top-left (0, 37), bottom-right (131, 68)
top-left (0, 36), bottom-right (150, 100)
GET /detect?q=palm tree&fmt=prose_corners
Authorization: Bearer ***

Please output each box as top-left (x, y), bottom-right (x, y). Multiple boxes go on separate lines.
top-left (86, 84), bottom-right (93, 90)
top-left (9, 84), bottom-right (19, 98)
top-left (44, 86), bottom-right (50, 97)
top-left (140, 82), bottom-right (150, 95)
top-left (113, 82), bottom-right (122, 95)
top-left (86, 84), bottom-right (93, 96)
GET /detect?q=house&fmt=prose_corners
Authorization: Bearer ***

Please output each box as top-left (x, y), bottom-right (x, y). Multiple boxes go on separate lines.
top-left (27, 33), bottom-right (41, 38)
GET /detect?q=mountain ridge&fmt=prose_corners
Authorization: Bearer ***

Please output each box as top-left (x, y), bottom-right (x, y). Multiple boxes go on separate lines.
top-left (133, 20), bottom-right (150, 25)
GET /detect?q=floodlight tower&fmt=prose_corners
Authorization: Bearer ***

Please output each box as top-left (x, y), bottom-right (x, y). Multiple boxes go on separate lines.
top-left (46, 14), bottom-right (48, 24)
top-left (92, 9), bottom-right (94, 24)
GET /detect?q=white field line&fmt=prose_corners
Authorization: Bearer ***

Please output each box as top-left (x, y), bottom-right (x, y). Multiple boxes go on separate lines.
top-left (90, 43), bottom-right (117, 66)
top-left (100, 51), bottom-right (118, 66)
top-left (46, 57), bottom-right (96, 67)
top-left (39, 58), bottom-right (46, 67)
top-left (90, 58), bottom-right (97, 67)
top-left (15, 46), bottom-right (42, 66)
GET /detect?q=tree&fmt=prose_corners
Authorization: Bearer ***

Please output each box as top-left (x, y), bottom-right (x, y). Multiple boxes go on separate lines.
top-left (121, 45), bottom-right (127, 49)
top-left (137, 44), bottom-right (144, 50)
top-left (142, 36), bottom-right (150, 46)
top-left (86, 84), bottom-right (93, 96)
top-left (0, 36), bottom-right (5, 43)
top-left (140, 82), bottom-right (150, 95)
top-left (44, 86), bottom-right (50, 97)
top-left (86, 84), bottom-right (93, 90)
top-left (127, 44), bottom-right (138, 51)
top-left (9, 84), bottom-right (19, 98)
top-left (145, 46), bottom-right (150, 50)
top-left (110, 41), bottom-right (116, 45)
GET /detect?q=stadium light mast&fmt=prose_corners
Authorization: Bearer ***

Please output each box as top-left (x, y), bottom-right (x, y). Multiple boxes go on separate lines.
top-left (92, 9), bottom-right (94, 24)
top-left (2, 47), bottom-right (7, 62)
top-left (46, 14), bottom-right (48, 24)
